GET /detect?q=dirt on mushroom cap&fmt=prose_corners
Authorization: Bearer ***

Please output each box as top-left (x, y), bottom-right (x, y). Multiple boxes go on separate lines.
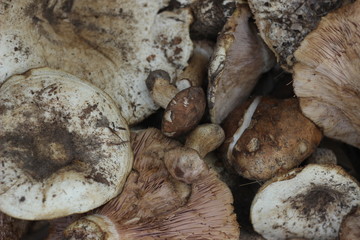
top-left (0, 0), bottom-right (193, 125)
top-left (0, 68), bottom-right (132, 220)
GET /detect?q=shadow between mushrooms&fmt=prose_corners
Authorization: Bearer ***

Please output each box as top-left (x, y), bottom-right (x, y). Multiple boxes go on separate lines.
top-left (63, 128), bottom-right (240, 239)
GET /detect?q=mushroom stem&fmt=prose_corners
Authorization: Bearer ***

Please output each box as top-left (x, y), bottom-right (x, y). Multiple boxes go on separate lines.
top-left (146, 70), bottom-right (179, 108)
top-left (176, 41), bottom-right (213, 90)
top-left (185, 123), bottom-right (225, 158)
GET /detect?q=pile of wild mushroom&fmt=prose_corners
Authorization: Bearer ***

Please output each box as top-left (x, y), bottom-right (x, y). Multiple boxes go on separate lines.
top-left (1, 0), bottom-right (360, 239)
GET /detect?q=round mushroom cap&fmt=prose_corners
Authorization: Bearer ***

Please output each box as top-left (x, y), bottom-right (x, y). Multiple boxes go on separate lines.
top-left (162, 87), bottom-right (206, 137)
top-left (221, 97), bottom-right (322, 180)
top-left (293, 0), bottom-right (360, 148)
top-left (251, 164), bottom-right (360, 240)
top-left (0, 68), bottom-right (132, 220)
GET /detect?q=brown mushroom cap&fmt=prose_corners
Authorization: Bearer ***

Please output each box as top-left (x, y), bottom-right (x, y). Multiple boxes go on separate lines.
top-left (251, 164), bottom-right (360, 240)
top-left (162, 86), bottom-right (206, 137)
top-left (221, 97), bottom-right (322, 180)
top-left (0, 68), bottom-right (132, 220)
top-left (63, 128), bottom-right (240, 239)
top-left (293, 0), bottom-right (360, 148)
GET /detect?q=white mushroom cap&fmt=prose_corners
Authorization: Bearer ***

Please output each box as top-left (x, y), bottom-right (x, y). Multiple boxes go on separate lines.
top-left (0, 0), bottom-right (193, 125)
top-left (0, 68), bottom-right (132, 220)
top-left (251, 164), bottom-right (360, 240)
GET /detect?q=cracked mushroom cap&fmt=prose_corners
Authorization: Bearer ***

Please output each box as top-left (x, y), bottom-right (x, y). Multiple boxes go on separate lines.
top-left (62, 128), bottom-right (240, 239)
top-left (208, 4), bottom-right (275, 124)
top-left (293, 0), bottom-right (360, 148)
top-left (251, 164), bottom-right (360, 240)
top-left (0, 0), bottom-right (193, 125)
top-left (0, 68), bottom-right (132, 220)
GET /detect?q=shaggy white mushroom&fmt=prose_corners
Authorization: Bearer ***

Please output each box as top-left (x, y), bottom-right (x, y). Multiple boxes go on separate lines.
top-left (0, 68), bottom-right (132, 220)
top-left (0, 0), bottom-right (193, 125)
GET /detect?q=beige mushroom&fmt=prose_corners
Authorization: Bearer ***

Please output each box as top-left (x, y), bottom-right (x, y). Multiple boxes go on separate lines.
top-left (208, 3), bottom-right (275, 124)
top-left (251, 164), bottom-right (360, 240)
top-left (62, 128), bottom-right (240, 239)
top-left (0, 0), bottom-right (193, 125)
top-left (293, 0), bottom-right (360, 148)
top-left (220, 96), bottom-right (322, 180)
top-left (248, 0), bottom-right (350, 71)
top-left (0, 68), bottom-right (132, 220)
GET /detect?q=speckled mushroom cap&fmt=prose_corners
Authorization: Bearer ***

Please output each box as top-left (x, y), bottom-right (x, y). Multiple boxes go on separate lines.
top-left (251, 164), bottom-right (360, 240)
top-left (248, 0), bottom-right (348, 71)
top-left (293, 0), bottom-right (360, 148)
top-left (0, 0), bottom-right (193, 125)
top-left (0, 68), bottom-right (132, 220)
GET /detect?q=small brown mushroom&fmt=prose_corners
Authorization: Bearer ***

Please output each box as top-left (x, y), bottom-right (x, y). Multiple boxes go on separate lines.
top-left (339, 206), bottom-right (360, 240)
top-left (0, 68), bottom-right (132, 220)
top-left (251, 164), bottom-right (360, 240)
top-left (62, 128), bottom-right (240, 239)
top-left (220, 96), bottom-right (322, 180)
top-left (208, 3), bottom-right (275, 124)
top-left (146, 70), bottom-right (206, 137)
top-left (293, 0), bottom-right (360, 148)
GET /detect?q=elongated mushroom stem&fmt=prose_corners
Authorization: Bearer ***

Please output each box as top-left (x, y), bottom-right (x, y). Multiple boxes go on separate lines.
top-left (176, 41), bottom-right (214, 90)
top-left (185, 123), bottom-right (225, 158)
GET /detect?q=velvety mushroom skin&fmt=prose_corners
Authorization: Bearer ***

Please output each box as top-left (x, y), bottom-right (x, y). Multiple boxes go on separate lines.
top-left (0, 68), bottom-right (132, 220)
top-left (0, 0), bottom-right (193, 125)
top-left (293, 0), bottom-right (360, 148)
top-left (251, 164), bottom-right (360, 240)
top-left (221, 97), bottom-right (322, 180)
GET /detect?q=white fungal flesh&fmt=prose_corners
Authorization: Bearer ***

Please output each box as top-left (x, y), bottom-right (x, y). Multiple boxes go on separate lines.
top-left (251, 164), bottom-right (360, 240)
top-left (227, 96), bottom-right (262, 161)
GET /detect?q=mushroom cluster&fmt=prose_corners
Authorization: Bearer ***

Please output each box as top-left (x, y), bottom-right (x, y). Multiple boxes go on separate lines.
top-left (1, 0), bottom-right (360, 239)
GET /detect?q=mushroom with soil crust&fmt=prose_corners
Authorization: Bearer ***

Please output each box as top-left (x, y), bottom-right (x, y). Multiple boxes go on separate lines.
top-left (146, 70), bottom-right (206, 137)
top-left (62, 128), bottom-right (240, 239)
top-left (248, 0), bottom-right (350, 71)
top-left (293, 0), bottom-right (360, 149)
top-left (0, 0), bottom-right (193, 125)
top-left (250, 164), bottom-right (360, 240)
top-left (208, 3), bottom-right (275, 124)
top-left (220, 96), bottom-right (322, 180)
top-left (0, 68), bottom-right (132, 220)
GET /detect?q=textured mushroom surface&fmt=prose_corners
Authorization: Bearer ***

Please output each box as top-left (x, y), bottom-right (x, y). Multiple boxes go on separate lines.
top-left (293, 0), bottom-right (360, 148)
top-left (63, 128), bottom-right (240, 239)
top-left (248, 0), bottom-right (347, 71)
top-left (0, 0), bottom-right (193, 125)
top-left (221, 97), bottom-right (322, 180)
top-left (0, 68), bottom-right (132, 220)
top-left (339, 206), bottom-right (360, 240)
top-left (251, 164), bottom-right (360, 240)
top-left (208, 4), bottom-right (275, 124)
